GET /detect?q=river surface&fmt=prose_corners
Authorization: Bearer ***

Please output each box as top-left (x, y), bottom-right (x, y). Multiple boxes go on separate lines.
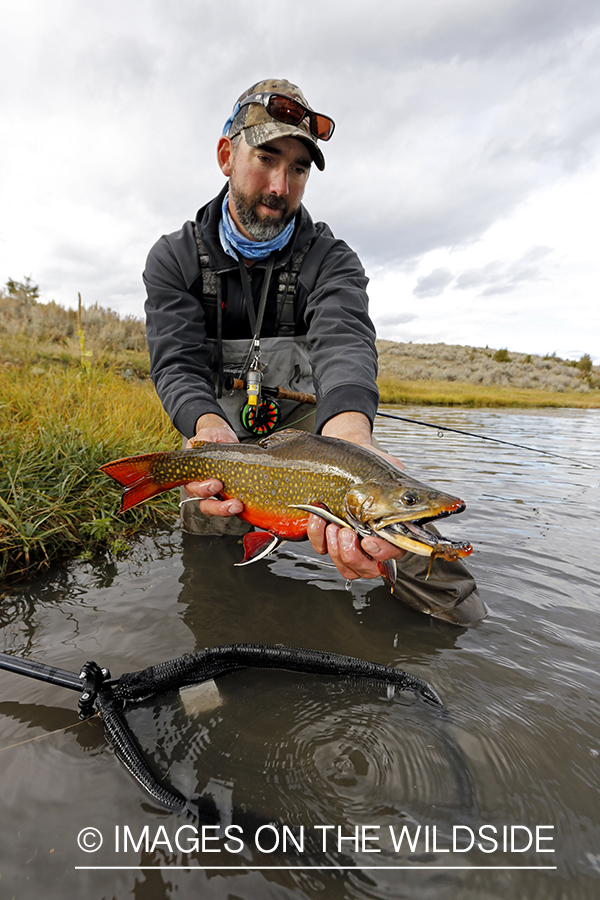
top-left (0, 406), bottom-right (599, 900)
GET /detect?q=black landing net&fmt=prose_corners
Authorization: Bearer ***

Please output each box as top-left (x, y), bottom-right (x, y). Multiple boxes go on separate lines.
top-left (0, 643), bottom-right (444, 819)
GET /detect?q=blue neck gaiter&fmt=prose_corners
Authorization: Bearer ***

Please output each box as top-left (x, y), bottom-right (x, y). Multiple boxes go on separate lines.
top-left (218, 192), bottom-right (295, 261)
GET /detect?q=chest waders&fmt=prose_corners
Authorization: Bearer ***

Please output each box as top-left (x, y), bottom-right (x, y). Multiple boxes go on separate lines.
top-left (195, 227), bottom-right (315, 440)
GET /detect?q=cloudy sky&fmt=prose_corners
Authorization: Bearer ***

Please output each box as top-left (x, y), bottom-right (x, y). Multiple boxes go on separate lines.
top-left (2, 0), bottom-right (600, 361)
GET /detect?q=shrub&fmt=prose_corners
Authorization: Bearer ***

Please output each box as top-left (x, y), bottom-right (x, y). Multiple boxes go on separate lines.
top-left (6, 276), bottom-right (39, 300)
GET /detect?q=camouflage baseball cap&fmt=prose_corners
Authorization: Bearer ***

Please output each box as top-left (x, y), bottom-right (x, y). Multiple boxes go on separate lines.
top-left (226, 78), bottom-right (327, 171)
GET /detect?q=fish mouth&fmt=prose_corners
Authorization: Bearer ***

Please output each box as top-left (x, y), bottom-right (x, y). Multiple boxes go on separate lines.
top-left (371, 507), bottom-right (472, 560)
top-left (289, 500), bottom-right (472, 562)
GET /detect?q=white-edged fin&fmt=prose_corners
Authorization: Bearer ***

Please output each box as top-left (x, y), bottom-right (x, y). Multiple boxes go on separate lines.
top-left (235, 532), bottom-right (285, 566)
top-left (378, 557), bottom-right (397, 592)
top-left (180, 680), bottom-right (222, 715)
top-left (288, 504), bottom-right (348, 528)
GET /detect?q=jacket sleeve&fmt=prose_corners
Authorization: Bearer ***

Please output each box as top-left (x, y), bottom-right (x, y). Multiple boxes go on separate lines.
top-left (301, 227), bottom-right (379, 433)
top-left (143, 226), bottom-right (233, 438)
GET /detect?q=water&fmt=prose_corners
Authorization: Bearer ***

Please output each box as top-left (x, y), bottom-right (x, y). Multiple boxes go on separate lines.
top-left (0, 407), bottom-right (599, 899)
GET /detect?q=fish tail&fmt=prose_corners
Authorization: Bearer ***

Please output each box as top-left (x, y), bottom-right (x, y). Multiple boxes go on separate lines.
top-left (100, 453), bottom-right (182, 512)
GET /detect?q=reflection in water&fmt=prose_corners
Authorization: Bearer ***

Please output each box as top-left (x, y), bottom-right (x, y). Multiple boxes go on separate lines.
top-left (123, 669), bottom-right (478, 898)
top-left (127, 670), bottom-right (476, 831)
top-left (0, 408), bottom-right (599, 899)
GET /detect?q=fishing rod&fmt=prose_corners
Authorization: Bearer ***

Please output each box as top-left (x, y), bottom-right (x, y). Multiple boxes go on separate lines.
top-left (223, 375), bottom-right (316, 406)
top-left (223, 378), bottom-right (597, 468)
top-left (375, 410), bottom-right (599, 469)
top-left (223, 376), bottom-right (316, 435)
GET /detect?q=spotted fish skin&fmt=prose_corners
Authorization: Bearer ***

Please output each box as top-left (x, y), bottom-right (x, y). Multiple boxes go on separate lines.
top-left (100, 429), bottom-right (471, 556)
top-left (152, 438), bottom-right (354, 537)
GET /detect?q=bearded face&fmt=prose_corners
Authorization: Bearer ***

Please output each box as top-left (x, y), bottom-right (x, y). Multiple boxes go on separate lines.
top-left (229, 178), bottom-right (297, 240)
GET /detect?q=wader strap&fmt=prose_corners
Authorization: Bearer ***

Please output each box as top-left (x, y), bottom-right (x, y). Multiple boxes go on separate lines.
top-left (216, 276), bottom-right (224, 398)
top-left (193, 227), bottom-right (313, 390)
top-left (275, 240), bottom-right (313, 335)
top-left (193, 226), bottom-right (312, 339)
top-left (193, 226), bottom-right (218, 298)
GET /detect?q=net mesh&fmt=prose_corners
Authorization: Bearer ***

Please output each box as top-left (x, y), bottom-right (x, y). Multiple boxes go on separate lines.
top-left (96, 643), bottom-right (445, 817)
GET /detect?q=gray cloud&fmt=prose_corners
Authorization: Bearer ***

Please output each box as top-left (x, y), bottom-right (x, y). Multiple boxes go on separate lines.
top-left (454, 246), bottom-right (553, 296)
top-left (412, 268), bottom-right (454, 298)
top-left (372, 312), bottom-right (416, 328)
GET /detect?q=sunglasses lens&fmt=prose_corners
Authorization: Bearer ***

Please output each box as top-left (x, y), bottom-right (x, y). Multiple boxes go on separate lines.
top-left (311, 114), bottom-right (335, 141)
top-left (267, 95), bottom-right (306, 126)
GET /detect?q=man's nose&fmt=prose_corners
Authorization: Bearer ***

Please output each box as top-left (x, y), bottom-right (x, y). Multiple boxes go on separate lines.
top-left (268, 165), bottom-right (289, 196)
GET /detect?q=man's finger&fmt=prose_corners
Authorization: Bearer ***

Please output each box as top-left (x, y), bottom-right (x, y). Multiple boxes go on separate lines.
top-left (361, 536), bottom-right (406, 561)
top-left (198, 497), bottom-right (244, 517)
top-left (334, 526), bottom-right (382, 579)
top-left (184, 479), bottom-right (223, 500)
top-left (307, 514), bottom-right (328, 554)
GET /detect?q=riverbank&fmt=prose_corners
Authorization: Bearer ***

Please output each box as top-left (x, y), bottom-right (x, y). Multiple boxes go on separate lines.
top-left (378, 376), bottom-right (600, 408)
top-left (0, 361), bottom-right (178, 585)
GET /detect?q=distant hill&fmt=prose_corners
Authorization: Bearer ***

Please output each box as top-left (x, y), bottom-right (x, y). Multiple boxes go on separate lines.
top-left (376, 339), bottom-right (598, 395)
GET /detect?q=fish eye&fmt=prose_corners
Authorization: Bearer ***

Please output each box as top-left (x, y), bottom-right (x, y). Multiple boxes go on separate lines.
top-left (402, 491), bottom-right (421, 506)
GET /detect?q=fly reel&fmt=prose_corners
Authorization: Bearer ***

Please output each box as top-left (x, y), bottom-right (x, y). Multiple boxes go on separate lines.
top-left (239, 345), bottom-right (282, 435)
top-left (240, 397), bottom-right (282, 435)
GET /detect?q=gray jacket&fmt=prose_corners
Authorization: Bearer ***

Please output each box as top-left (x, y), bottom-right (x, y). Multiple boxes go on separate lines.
top-left (143, 185), bottom-right (379, 438)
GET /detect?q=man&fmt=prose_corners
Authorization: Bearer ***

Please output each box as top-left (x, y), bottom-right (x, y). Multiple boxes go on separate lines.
top-left (144, 78), bottom-right (486, 625)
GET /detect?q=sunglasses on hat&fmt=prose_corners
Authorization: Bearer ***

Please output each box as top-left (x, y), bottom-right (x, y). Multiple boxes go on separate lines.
top-left (237, 92), bottom-right (335, 141)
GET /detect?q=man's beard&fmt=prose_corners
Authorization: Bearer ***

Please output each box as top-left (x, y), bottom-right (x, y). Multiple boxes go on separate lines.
top-left (230, 183), bottom-right (296, 241)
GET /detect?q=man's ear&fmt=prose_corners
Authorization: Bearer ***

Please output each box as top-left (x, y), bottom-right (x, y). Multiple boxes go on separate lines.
top-left (217, 136), bottom-right (234, 177)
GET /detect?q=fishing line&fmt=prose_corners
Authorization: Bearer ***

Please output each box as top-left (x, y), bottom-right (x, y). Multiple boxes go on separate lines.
top-left (375, 411), bottom-right (599, 469)
top-left (0, 715), bottom-right (97, 753)
top-left (209, 375), bottom-right (596, 468)
top-left (275, 409), bottom-right (316, 431)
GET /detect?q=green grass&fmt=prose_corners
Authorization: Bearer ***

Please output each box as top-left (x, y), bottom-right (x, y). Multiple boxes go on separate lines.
top-left (0, 361), bottom-right (179, 585)
top-left (377, 377), bottom-right (600, 409)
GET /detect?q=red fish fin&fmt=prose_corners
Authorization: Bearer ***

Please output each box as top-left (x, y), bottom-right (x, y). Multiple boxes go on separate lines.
top-left (235, 532), bottom-right (284, 566)
top-left (378, 558), bottom-right (397, 592)
top-left (100, 454), bottom-right (178, 512)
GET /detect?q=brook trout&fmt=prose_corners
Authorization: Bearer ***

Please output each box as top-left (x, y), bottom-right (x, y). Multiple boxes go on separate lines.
top-left (100, 430), bottom-right (472, 580)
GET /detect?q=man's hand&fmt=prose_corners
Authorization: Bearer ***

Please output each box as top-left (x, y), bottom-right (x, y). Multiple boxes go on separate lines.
top-left (183, 414), bottom-right (244, 518)
top-left (309, 411), bottom-right (407, 581)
